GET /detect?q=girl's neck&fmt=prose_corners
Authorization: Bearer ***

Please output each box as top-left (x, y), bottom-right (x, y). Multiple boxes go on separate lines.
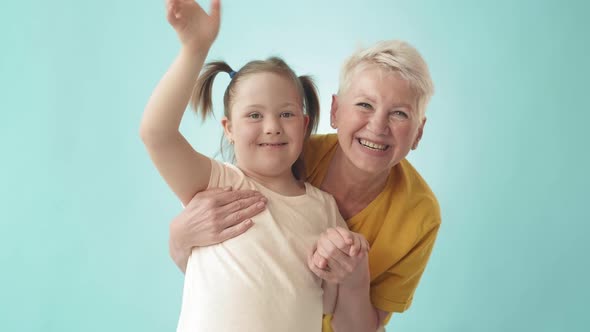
top-left (240, 167), bottom-right (305, 196)
top-left (320, 146), bottom-right (389, 219)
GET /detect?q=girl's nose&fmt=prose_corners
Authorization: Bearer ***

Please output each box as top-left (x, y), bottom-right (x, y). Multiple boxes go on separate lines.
top-left (264, 119), bottom-right (282, 135)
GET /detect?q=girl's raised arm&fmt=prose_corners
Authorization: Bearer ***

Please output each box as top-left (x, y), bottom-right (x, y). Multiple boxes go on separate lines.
top-left (140, 0), bottom-right (221, 206)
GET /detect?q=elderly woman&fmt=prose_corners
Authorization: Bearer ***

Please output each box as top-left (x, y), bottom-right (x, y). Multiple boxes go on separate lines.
top-left (169, 40), bottom-right (440, 332)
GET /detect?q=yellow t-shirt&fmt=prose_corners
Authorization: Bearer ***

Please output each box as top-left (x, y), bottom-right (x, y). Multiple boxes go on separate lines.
top-left (303, 134), bottom-right (441, 330)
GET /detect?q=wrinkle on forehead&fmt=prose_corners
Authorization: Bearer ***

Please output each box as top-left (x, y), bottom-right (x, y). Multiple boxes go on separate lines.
top-left (344, 65), bottom-right (418, 112)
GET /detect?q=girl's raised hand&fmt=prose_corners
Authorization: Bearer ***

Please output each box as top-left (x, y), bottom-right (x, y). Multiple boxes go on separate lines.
top-left (165, 0), bottom-right (221, 53)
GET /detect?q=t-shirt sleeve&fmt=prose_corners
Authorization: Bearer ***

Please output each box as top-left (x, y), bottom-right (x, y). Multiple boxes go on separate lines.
top-left (208, 159), bottom-right (224, 189)
top-left (208, 159), bottom-right (243, 189)
top-left (371, 221), bottom-right (440, 313)
top-left (325, 193), bottom-right (347, 229)
top-left (181, 159), bottom-right (227, 208)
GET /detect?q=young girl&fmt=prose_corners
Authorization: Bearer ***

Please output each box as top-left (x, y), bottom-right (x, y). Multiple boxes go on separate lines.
top-left (140, 1), bottom-right (367, 331)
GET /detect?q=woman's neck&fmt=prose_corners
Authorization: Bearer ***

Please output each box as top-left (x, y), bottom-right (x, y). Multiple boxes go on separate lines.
top-left (321, 147), bottom-right (389, 219)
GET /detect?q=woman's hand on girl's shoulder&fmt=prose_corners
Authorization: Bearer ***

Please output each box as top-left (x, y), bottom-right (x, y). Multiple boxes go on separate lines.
top-left (170, 186), bottom-right (267, 250)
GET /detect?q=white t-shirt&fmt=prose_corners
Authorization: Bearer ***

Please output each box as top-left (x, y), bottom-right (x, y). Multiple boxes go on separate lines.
top-left (176, 160), bottom-right (345, 332)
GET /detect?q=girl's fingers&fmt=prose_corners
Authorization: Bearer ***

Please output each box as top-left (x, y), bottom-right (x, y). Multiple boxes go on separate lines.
top-left (210, 0), bottom-right (221, 23)
top-left (333, 227), bottom-right (354, 246)
top-left (308, 246), bottom-right (324, 270)
top-left (362, 237), bottom-right (370, 253)
top-left (309, 244), bottom-right (328, 270)
top-left (349, 233), bottom-right (361, 257)
top-left (166, 1), bottom-right (182, 22)
top-left (316, 241), bottom-right (357, 273)
top-left (308, 260), bottom-right (338, 283)
top-left (316, 255), bottom-right (328, 269)
top-left (325, 228), bottom-right (351, 254)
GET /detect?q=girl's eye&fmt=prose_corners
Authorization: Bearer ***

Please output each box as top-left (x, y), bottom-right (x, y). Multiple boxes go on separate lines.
top-left (248, 113), bottom-right (262, 119)
top-left (280, 112), bottom-right (295, 118)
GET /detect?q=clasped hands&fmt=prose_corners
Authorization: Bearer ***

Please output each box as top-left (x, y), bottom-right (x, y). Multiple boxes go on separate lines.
top-left (307, 226), bottom-right (370, 286)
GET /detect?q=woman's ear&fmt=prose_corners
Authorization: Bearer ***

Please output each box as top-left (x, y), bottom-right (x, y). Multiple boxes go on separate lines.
top-left (412, 117), bottom-right (427, 150)
top-left (330, 94), bottom-right (339, 129)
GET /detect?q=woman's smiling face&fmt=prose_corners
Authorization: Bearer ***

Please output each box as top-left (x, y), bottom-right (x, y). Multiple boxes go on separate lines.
top-left (331, 65), bottom-right (426, 177)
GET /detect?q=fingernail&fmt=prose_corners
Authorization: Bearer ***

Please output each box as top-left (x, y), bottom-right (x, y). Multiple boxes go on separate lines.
top-left (256, 202), bottom-right (265, 208)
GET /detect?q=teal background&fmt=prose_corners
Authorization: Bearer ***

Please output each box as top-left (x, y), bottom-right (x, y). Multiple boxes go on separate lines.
top-left (1, 0), bottom-right (589, 331)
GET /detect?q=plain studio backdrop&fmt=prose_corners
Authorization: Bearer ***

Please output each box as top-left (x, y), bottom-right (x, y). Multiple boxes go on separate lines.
top-left (1, 0), bottom-right (588, 331)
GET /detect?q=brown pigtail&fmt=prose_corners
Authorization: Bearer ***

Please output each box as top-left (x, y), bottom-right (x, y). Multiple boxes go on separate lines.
top-left (191, 61), bottom-right (234, 121)
top-left (298, 75), bottom-right (320, 138)
top-left (291, 76), bottom-right (320, 181)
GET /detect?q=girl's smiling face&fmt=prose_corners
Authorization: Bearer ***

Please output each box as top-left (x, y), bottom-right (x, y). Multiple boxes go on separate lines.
top-left (223, 72), bottom-right (308, 181)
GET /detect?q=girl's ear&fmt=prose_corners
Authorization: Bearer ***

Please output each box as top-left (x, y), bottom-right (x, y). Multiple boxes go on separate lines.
top-left (221, 116), bottom-right (233, 143)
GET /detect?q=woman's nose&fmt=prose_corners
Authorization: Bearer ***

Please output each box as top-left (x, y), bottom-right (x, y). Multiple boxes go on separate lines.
top-left (367, 113), bottom-right (389, 135)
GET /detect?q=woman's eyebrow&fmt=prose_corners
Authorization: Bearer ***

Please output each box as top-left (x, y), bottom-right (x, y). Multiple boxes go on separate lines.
top-left (354, 93), bottom-right (377, 103)
top-left (390, 103), bottom-right (412, 109)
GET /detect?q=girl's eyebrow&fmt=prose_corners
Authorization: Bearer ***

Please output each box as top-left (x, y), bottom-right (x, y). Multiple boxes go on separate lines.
top-left (244, 102), bottom-right (298, 109)
top-left (244, 104), bottom-right (265, 109)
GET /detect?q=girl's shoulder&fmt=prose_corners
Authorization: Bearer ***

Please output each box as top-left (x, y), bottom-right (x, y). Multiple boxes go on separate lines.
top-left (208, 159), bottom-right (255, 191)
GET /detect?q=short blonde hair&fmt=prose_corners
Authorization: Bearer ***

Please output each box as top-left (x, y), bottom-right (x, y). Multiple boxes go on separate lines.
top-left (338, 40), bottom-right (434, 120)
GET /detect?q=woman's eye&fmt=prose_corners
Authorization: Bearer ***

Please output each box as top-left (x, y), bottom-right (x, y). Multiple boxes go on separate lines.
top-left (280, 112), bottom-right (294, 118)
top-left (357, 102), bottom-right (372, 109)
top-left (390, 110), bottom-right (408, 119)
top-left (248, 113), bottom-right (261, 119)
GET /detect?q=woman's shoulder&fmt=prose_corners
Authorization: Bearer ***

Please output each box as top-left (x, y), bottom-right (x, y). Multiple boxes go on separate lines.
top-left (304, 134), bottom-right (338, 159)
top-left (390, 159), bottom-right (441, 223)
top-left (398, 159), bottom-right (436, 192)
top-left (303, 134), bottom-right (338, 180)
